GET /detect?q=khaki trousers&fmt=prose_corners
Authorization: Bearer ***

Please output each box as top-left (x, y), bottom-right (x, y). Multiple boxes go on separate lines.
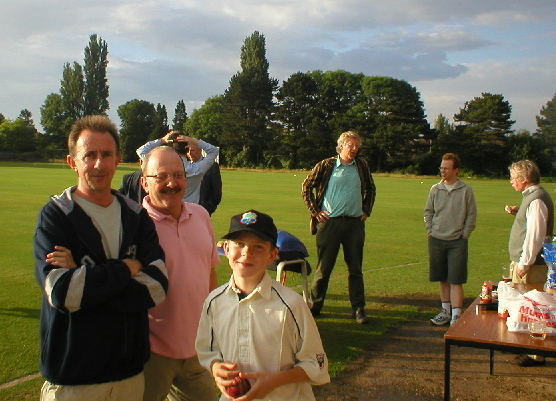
top-left (510, 261), bottom-right (547, 285)
top-left (41, 372), bottom-right (144, 401)
top-left (143, 352), bottom-right (217, 401)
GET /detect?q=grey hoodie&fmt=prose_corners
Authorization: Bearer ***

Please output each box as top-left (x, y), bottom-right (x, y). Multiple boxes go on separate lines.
top-left (424, 180), bottom-right (477, 241)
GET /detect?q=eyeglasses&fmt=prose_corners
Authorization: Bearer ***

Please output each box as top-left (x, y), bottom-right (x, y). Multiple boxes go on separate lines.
top-left (343, 142), bottom-right (359, 149)
top-left (145, 172), bottom-right (186, 183)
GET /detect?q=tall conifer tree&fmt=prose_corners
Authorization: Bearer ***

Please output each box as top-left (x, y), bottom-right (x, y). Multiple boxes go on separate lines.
top-left (221, 31), bottom-right (278, 166)
top-left (83, 34), bottom-right (109, 115)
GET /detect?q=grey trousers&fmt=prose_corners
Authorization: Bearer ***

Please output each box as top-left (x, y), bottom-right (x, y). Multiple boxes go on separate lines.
top-left (310, 216), bottom-right (366, 312)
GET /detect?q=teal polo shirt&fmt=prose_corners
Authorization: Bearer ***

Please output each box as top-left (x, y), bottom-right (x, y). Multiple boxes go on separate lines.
top-left (322, 157), bottom-right (363, 217)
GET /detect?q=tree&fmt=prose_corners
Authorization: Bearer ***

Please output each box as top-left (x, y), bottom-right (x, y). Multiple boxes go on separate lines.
top-left (40, 93), bottom-right (71, 149)
top-left (309, 70), bottom-right (366, 158)
top-left (83, 34), bottom-right (110, 115)
top-left (172, 100), bottom-right (187, 131)
top-left (0, 119), bottom-right (36, 151)
top-left (506, 129), bottom-right (541, 162)
top-left (452, 93), bottom-right (515, 175)
top-left (220, 31), bottom-right (278, 167)
top-left (60, 62), bottom-right (84, 122)
top-left (118, 100), bottom-right (156, 162)
top-left (535, 92), bottom-right (556, 175)
top-left (454, 93), bottom-right (514, 141)
top-left (40, 33), bottom-right (109, 148)
top-left (151, 103), bottom-right (169, 141)
top-left (185, 95), bottom-right (225, 147)
top-left (83, 34), bottom-right (109, 115)
top-left (274, 70), bottom-right (370, 168)
top-left (361, 76), bottom-right (431, 171)
top-left (18, 109), bottom-right (34, 126)
top-left (275, 72), bottom-right (320, 168)
top-left (536, 92), bottom-right (556, 144)
top-left (434, 114), bottom-right (452, 137)
top-left (41, 61), bottom-right (85, 150)
top-left (17, 108), bottom-right (38, 146)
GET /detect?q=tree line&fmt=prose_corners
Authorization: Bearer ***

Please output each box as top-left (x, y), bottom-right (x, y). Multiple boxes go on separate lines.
top-left (1, 32), bottom-right (555, 177)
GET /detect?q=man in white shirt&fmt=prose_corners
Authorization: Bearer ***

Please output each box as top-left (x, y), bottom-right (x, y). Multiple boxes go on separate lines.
top-left (136, 131), bottom-right (218, 204)
top-left (507, 160), bottom-right (554, 283)
top-left (506, 160), bottom-right (554, 367)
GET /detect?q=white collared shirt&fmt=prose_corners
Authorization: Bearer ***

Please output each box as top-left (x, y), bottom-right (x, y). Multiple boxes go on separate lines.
top-left (196, 273), bottom-right (330, 401)
top-left (519, 188), bottom-right (549, 268)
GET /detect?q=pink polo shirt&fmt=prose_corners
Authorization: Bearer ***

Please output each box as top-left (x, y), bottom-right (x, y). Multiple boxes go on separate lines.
top-left (143, 197), bottom-right (220, 359)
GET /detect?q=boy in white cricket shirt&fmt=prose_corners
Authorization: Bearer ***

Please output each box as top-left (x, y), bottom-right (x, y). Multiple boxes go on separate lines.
top-left (196, 210), bottom-right (330, 400)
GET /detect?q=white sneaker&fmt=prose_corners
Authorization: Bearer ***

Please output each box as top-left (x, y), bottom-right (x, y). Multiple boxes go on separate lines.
top-left (450, 314), bottom-right (460, 327)
top-left (430, 309), bottom-right (451, 326)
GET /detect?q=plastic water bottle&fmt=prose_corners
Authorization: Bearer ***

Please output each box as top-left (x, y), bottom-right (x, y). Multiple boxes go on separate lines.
top-left (543, 237), bottom-right (556, 295)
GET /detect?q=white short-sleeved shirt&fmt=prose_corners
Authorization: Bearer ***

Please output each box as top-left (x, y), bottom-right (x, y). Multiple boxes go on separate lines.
top-left (196, 273), bottom-right (330, 401)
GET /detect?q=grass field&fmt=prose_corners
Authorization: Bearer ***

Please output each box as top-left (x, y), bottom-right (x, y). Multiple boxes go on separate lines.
top-left (1, 161), bottom-right (554, 400)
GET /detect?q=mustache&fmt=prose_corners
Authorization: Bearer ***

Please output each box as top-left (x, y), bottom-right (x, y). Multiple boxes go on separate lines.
top-left (160, 187), bottom-right (182, 195)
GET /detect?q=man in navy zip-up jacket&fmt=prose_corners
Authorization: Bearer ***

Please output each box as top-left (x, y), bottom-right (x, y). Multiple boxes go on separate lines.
top-left (34, 115), bottom-right (168, 400)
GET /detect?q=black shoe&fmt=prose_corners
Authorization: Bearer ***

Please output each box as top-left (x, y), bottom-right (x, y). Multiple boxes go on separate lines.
top-left (513, 355), bottom-right (546, 367)
top-left (354, 308), bottom-right (369, 324)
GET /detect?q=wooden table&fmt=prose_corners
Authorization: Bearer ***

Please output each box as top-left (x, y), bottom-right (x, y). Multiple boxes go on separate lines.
top-left (444, 284), bottom-right (556, 400)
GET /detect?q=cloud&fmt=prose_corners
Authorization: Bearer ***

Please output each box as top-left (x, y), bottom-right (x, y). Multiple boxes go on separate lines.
top-left (0, 0), bottom-right (555, 132)
top-left (414, 54), bottom-right (556, 130)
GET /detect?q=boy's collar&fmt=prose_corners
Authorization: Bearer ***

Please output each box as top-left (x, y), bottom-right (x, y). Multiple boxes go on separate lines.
top-left (228, 273), bottom-right (273, 300)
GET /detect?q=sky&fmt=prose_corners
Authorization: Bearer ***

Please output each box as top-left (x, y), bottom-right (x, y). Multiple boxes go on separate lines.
top-left (2, 0), bottom-right (556, 133)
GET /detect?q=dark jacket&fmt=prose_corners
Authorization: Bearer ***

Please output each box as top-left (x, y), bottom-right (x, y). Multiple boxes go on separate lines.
top-left (34, 188), bottom-right (168, 385)
top-left (119, 169), bottom-right (147, 205)
top-left (199, 162), bottom-right (222, 215)
top-left (302, 156), bottom-right (376, 234)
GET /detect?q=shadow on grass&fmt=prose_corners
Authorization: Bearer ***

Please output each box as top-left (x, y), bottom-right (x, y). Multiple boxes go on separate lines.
top-left (0, 307), bottom-right (40, 319)
top-left (324, 292), bottom-right (475, 310)
top-left (313, 292), bottom-right (476, 376)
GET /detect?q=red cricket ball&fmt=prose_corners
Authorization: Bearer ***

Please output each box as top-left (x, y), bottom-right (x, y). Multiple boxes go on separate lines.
top-left (226, 376), bottom-right (251, 398)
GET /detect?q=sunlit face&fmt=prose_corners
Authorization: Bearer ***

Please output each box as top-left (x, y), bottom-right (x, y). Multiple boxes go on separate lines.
top-left (187, 145), bottom-right (202, 162)
top-left (510, 171), bottom-right (527, 192)
top-left (223, 231), bottom-right (278, 281)
top-left (338, 139), bottom-right (359, 163)
top-left (439, 159), bottom-right (458, 182)
top-left (141, 149), bottom-right (186, 216)
top-left (66, 130), bottom-right (120, 196)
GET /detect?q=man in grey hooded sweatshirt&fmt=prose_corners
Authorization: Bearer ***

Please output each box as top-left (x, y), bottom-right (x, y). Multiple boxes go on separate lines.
top-left (424, 153), bottom-right (477, 327)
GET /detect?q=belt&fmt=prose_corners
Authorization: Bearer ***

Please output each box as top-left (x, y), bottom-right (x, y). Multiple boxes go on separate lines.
top-left (330, 215), bottom-right (360, 219)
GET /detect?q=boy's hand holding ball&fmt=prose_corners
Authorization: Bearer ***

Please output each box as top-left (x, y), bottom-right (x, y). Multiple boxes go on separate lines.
top-left (226, 376), bottom-right (251, 398)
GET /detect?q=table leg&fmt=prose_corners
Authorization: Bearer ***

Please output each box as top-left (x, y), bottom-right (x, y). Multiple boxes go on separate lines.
top-left (489, 349), bottom-right (494, 375)
top-left (444, 340), bottom-right (451, 401)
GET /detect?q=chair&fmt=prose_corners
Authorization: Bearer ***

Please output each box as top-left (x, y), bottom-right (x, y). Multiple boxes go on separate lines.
top-left (270, 230), bottom-right (312, 306)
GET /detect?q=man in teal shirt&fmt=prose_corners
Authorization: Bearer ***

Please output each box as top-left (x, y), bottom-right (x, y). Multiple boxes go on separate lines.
top-left (302, 131), bottom-right (376, 323)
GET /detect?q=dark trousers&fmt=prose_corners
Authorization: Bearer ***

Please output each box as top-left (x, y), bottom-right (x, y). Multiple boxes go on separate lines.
top-left (311, 217), bottom-right (366, 312)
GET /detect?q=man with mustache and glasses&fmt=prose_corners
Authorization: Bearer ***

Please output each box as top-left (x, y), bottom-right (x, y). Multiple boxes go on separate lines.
top-left (302, 131), bottom-right (376, 324)
top-left (140, 146), bottom-right (220, 401)
top-left (34, 115), bottom-right (168, 401)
